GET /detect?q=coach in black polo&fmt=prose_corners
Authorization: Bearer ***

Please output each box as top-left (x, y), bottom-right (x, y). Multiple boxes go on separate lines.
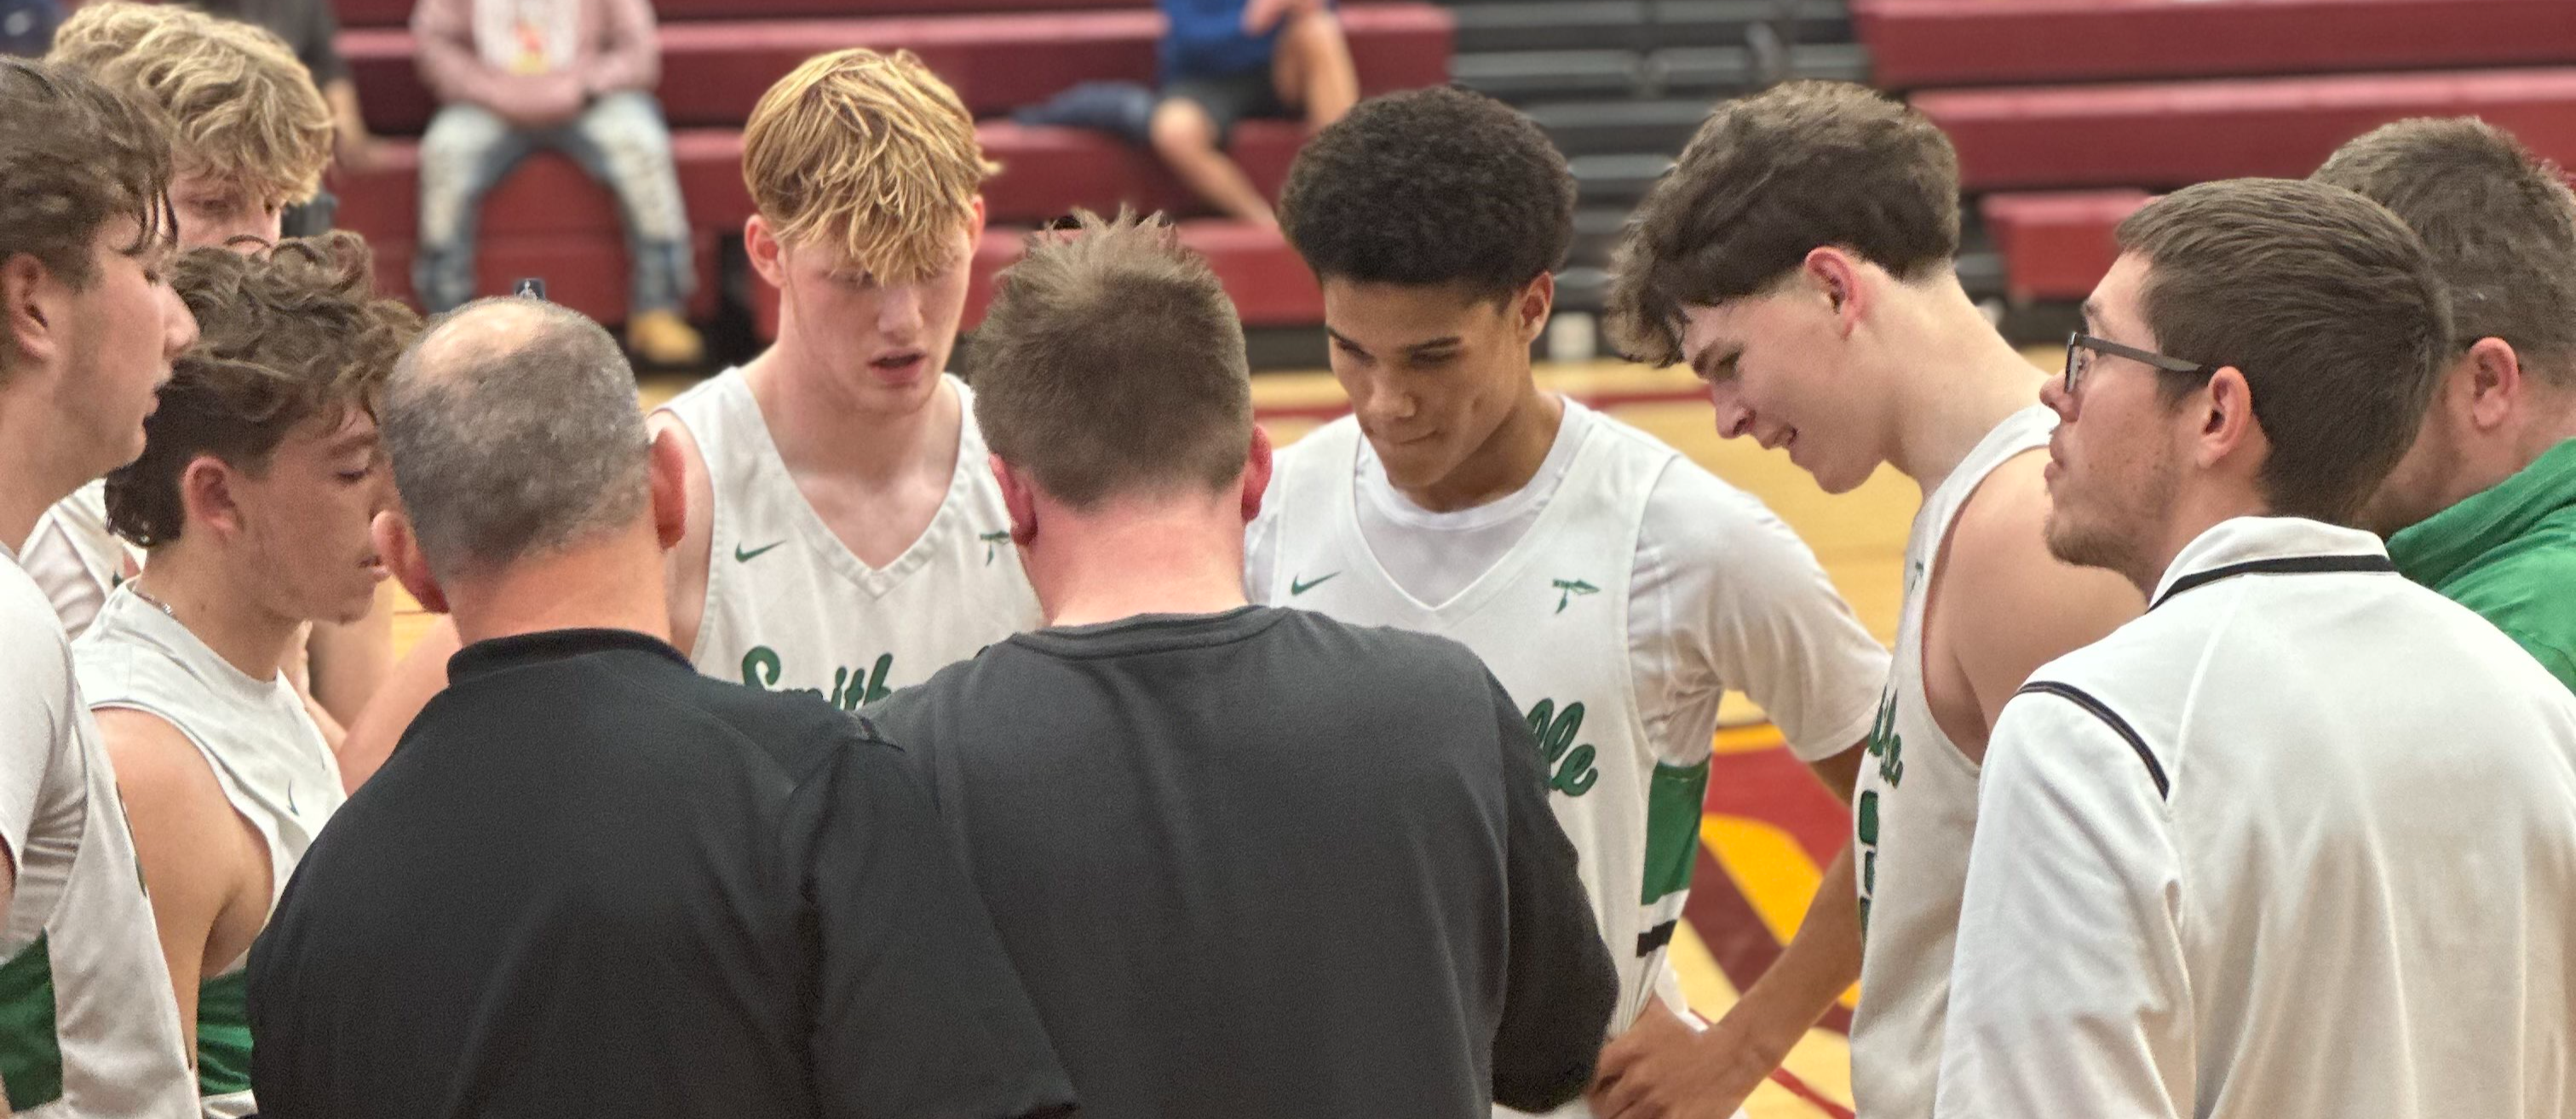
top-left (246, 299), bottom-right (1072, 1119)
top-left (871, 213), bottom-right (1619, 1119)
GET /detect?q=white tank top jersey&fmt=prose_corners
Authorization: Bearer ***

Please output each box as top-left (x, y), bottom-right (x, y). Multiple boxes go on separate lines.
top-left (73, 585), bottom-right (347, 1119)
top-left (0, 548), bottom-right (196, 1119)
top-left (1256, 405), bottom-right (1887, 1119)
top-left (20, 480), bottom-right (137, 640)
top-left (657, 370), bottom-right (1042, 708)
top-left (1846, 404), bottom-right (2056, 1119)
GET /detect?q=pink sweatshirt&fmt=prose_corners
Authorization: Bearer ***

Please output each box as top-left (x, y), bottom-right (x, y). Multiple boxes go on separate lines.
top-left (411, 0), bottom-right (659, 118)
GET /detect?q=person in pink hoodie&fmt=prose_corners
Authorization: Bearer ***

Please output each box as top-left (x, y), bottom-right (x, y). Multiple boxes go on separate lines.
top-left (409, 0), bottom-right (702, 364)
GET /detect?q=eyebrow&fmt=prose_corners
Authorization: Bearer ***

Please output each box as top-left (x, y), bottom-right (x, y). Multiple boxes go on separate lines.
top-left (2079, 299), bottom-right (2102, 331)
top-left (1326, 328), bottom-right (1461, 355)
top-left (1689, 344), bottom-right (1738, 380)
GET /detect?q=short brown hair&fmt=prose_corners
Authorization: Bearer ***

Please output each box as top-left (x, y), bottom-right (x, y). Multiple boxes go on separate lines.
top-left (106, 233), bottom-right (422, 547)
top-left (0, 59), bottom-right (173, 379)
top-left (2116, 178), bottom-right (2451, 525)
top-left (1607, 80), bottom-right (1961, 364)
top-left (49, 2), bottom-right (334, 207)
top-left (969, 210), bottom-right (1251, 508)
top-left (2312, 117), bottom-right (2576, 388)
top-left (742, 49), bottom-right (994, 284)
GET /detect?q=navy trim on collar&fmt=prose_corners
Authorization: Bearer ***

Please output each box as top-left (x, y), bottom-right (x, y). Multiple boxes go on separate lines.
top-left (2150, 554), bottom-right (2396, 612)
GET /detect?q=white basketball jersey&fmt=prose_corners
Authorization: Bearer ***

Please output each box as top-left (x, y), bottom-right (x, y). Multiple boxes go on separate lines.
top-left (1263, 415), bottom-right (1698, 1118)
top-left (73, 585), bottom-right (345, 1118)
top-left (1847, 405), bottom-right (2055, 1118)
top-left (0, 548), bottom-right (195, 1119)
top-left (658, 370), bottom-right (1041, 706)
top-left (22, 481), bottom-right (136, 640)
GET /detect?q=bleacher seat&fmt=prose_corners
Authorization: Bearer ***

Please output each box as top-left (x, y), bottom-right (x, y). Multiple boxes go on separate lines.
top-left (368, 233), bottom-right (723, 324)
top-left (342, 6), bottom-right (1452, 135)
top-left (1916, 68), bottom-right (2576, 191)
top-left (1858, 0), bottom-right (2576, 89)
top-left (1980, 191), bottom-right (2150, 304)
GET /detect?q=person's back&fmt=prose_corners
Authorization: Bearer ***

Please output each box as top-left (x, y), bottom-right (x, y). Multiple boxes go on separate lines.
top-left (1960, 526), bottom-right (2576, 1116)
top-left (877, 606), bottom-right (1613, 1116)
top-left (248, 297), bottom-right (1072, 1119)
top-left (255, 630), bottom-right (1068, 1117)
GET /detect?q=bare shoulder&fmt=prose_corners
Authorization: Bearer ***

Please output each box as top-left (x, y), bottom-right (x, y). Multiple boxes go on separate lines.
top-left (92, 709), bottom-right (253, 873)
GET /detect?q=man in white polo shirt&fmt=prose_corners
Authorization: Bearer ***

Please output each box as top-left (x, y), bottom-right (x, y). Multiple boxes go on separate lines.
top-left (1936, 177), bottom-right (2576, 1118)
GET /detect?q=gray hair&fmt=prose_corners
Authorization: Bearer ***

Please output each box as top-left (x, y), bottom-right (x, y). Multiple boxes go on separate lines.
top-left (381, 298), bottom-right (649, 581)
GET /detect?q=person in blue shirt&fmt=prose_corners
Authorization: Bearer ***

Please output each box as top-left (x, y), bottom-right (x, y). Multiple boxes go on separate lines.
top-left (1150, 0), bottom-right (1354, 227)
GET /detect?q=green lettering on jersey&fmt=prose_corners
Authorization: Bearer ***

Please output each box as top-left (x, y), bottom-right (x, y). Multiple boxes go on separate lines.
top-left (1864, 687), bottom-right (1904, 789)
top-left (0, 934), bottom-right (62, 1111)
top-left (1525, 697), bottom-right (1600, 797)
top-left (740, 646), bottom-right (895, 710)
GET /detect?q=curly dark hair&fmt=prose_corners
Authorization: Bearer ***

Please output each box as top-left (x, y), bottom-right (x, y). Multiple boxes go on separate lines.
top-left (1277, 86), bottom-right (1574, 300)
top-left (0, 57), bottom-right (174, 379)
top-left (1606, 81), bottom-right (1960, 365)
top-left (106, 232), bottom-right (423, 547)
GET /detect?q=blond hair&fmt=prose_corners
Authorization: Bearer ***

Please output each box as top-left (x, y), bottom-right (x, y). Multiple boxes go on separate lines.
top-left (742, 49), bottom-right (995, 284)
top-left (49, 2), bottom-right (332, 206)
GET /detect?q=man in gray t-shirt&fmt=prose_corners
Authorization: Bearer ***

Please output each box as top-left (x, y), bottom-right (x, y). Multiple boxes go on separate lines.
top-left (871, 212), bottom-right (1617, 1119)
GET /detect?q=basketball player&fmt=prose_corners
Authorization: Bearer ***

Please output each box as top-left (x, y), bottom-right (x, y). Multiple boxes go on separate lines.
top-left (1596, 82), bottom-right (2140, 1117)
top-left (340, 48), bottom-right (1038, 783)
top-left (1259, 86), bottom-right (1892, 1118)
top-left (2312, 118), bottom-right (2576, 691)
top-left (75, 234), bottom-right (417, 1117)
top-left (40, 3), bottom-right (394, 734)
top-left (1938, 176), bottom-right (2576, 1117)
top-left (0, 56), bottom-right (198, 1117)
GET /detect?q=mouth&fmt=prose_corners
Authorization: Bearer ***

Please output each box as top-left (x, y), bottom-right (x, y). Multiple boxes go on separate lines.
top-left (867, 349), bottom-right (928, 380)
top-left (1758, 427), bottom-right (1798, 453)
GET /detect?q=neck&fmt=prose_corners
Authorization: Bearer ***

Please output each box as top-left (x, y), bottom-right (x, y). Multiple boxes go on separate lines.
top-left (1880, 278), bottom-right (2050, 495)
top-left (0, 398), bottom-right (94, 552)
top-left (131, 540), bottom-right (305, 681)
top-left (2134, 489), bottom-right (2273, 598)
top-left (1404, 382), bottom-right (1565, 513)
top-left (1025, 495), bottom-right (1251, 628)
top-left (742, 336), bottom-right (959, 485)
top-left (444, 525), bottom-right (675, 647)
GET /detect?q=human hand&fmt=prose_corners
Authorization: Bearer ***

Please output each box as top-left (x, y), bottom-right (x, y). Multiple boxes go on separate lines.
top-left (1586, 1000), bottom-right (1776, 1119)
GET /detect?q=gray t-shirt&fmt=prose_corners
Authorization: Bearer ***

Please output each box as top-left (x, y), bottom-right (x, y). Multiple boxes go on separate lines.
top-left (871, 605), bottom-right (1618, 1119)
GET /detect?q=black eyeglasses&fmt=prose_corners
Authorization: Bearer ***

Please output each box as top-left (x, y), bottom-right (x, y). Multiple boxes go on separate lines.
top-left (2064, 331), bottom-right (2220, 395)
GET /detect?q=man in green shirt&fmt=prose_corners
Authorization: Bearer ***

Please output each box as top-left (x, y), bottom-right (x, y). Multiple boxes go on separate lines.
top-left (2314, 117), bottom-right (2576, 691)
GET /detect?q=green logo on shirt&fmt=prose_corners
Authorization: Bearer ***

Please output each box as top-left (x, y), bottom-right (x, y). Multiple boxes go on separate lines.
top-left (979, 530), bottom-right (1010, 565)
top-left (734, 541), bottom-right (786, 563)
top-left (741, 646), bottom-right (894, 710)
top-left (1290, 571), bottom-right (1340, 596)
top-left (1551, 578), bottom-right (1600, 614)
top-left (1527, 697), bottom-right (1599, 796)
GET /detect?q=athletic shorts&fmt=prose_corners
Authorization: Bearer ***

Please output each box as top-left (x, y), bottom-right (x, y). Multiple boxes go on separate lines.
top-left (1161, 66), bottom-right (1286, 148)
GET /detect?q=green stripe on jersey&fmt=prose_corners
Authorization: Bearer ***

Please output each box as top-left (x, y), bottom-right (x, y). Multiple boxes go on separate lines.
top-left (1642, 758), bottom-right (1711, 905)
top-left (0, 933), bottom-right (65, 1110)
top-left (197, 969), bottom-right (252, 1097)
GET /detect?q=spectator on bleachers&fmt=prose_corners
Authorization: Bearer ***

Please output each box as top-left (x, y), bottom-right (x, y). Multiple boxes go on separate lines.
top-left (409, 0), bottom-right (703, 366)
top-left (196, 0), bottom-right (391, 235)
top-left (1151, 0), bottom-right (1357, 227)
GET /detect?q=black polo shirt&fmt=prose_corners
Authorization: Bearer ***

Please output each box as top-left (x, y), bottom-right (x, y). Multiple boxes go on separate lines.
top-left (248, 628), bottom-right (1072, 1119)
top-left (872, 607), bottom-right (1618, 1119)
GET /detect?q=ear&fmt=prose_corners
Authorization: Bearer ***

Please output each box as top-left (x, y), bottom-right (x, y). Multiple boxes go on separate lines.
top-left (1513, 271), bottom-right (1556, 346)
top-left (1801, 246), bottom-right (1866, 337)
top-left (373, 509), bottom-right (447, 615)
top-left (2194, 366), bottom-right (2268, 474)
top-left (745, 214), bottom-right (787, 291)
top-left (967, 193), bottom-right (988, 246)
top-left (1240, 424), bottom-right (1275, 523)
top-left (1, 251), bottom-right (64, 371)
top-left (179, 455), bottom-right (244, 540)
top-left (647, 426), bottom-right (688, 551)
top-left (2458, 336), bottom-right (2524, 433)
top-left (991, 453), bottom-right (1038, 546)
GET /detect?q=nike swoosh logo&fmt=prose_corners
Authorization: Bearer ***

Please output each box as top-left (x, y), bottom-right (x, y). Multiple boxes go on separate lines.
top-left (735, 541), bottom-right (786, 563)
top-left (1291, 572), bottom-right (1339, 596)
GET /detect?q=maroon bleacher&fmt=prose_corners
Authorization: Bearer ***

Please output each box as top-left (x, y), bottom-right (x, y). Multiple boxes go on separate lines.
top-left (1980, 191), bottom-right (2150, 303)
top-left (1858, 0), bottom-right (2576, 89)
top-left (342, 6), bottom-right (1450, 134)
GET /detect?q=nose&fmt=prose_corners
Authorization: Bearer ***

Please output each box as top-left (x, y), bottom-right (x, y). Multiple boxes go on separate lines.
top-left (1710, 391), bottom-right (1756, 439)
top-left (877, 282), bottom-right (924, 340)
top-left (161, 285), bottom-right (200, 361)
top-left (2039, 372), bottom-right (2074, 421)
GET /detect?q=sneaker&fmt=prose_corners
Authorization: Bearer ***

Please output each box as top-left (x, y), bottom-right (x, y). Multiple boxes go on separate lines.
top-left (627, 310), bottom-right (705, 367)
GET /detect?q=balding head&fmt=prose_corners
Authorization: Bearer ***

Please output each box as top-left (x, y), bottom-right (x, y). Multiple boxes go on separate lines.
top-left (381, 298), bottom-right (650, 582)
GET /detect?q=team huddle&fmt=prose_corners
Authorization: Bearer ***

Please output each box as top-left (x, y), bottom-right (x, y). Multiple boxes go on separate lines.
top-left (4, 8), bottom-right (2576, 1119)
